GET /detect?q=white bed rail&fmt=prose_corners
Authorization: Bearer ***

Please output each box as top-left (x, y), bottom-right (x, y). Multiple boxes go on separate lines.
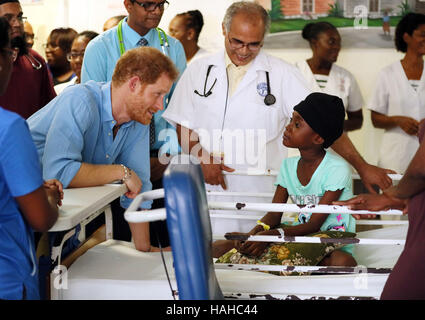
top-left (224, 170), bottom-right (403, 181)
top-left (124, 189), bottom-right (166, 223)
top-left (214, 264), bottom-right (393, 275)
top-left (124, 189), bottom-right (406, 242)
top-left (208, 202), bottom-right (404, 216)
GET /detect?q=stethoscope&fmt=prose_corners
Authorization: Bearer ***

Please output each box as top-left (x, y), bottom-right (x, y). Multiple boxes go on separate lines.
top-left (24, 52), bottom-right (43, 70)
top-left (194, 65), bottom-right (276, 106)
top-left (117, 19), bottom-right (169, 56)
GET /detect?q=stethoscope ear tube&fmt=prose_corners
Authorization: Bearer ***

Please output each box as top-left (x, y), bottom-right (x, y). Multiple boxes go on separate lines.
top-left (117, 19), bottom-right (169, 56)
top-left (194, 65), bottom-right (217, 97)
top-left (264, 71), bottom-right (276, 106)
top-left (194, 66), bottom-right (276, 106)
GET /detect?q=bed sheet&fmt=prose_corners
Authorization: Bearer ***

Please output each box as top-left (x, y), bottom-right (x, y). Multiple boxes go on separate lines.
top-left (61, 225), bottom-right (407, 300)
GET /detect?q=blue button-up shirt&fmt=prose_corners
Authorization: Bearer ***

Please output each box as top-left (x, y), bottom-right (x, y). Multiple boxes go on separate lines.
top-left (27, 81), bottom-right (152, 208)
top-left (81, 19), bottom-right (186, 155)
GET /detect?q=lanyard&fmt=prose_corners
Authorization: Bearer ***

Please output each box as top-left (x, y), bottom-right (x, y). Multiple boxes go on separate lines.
top-left (117, 19), bottom-right (169, 56)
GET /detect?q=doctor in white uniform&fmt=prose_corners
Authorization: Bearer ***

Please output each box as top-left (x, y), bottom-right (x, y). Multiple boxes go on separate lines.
top-left (369, 13), bottom-right (425, 174)
top-left (295, 22), bottom-right (363, 132)
top-left (163, 2), bottom-right (394, 234)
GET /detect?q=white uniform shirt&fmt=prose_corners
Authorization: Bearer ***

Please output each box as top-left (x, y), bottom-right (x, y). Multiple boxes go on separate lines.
top-left (188, 47), bottom-right (210, 65)
top-left (295, 60), bottom-right (363, 112)
top-left (163, 50), bottom-right (310, 233)
top-left (368, 61), bottom-right (425, 173)
top-left (54, 77), bottom-right (78, 95)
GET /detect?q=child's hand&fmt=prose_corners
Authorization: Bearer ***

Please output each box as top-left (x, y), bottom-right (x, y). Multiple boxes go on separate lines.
top-left (239, 240), bottom-right (269, 257)
top-left (43, 179), bottom-right (64, 206)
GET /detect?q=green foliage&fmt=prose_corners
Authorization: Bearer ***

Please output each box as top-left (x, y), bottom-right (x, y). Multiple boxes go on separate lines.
top-left (328, 2), bottom-right (343, 17)
top-left (398, 0), bottom-right (411, 16)
top-left (269, 0), bottom-right (284, 20)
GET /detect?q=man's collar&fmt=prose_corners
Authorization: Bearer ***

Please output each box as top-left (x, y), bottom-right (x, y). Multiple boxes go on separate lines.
top-left (123, 17), bottom-right (156, 46)
top-left (224, 50), bottom-right (253, 71)
top-left (101, 82), bottom-right (114, 123)
top-left (103, 82), bottom-right (133, 128)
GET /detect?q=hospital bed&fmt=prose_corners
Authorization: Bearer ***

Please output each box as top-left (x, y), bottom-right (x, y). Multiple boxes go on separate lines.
top-left (57, 155), bottom-right (406, 300)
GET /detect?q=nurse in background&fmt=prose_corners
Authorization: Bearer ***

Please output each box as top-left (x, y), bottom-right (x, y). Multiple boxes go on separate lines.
top-left (368, 13), bottom-right (425, 174)
top-left (168, 10), bottom-right (209, 65)
top-left (54, 31), bottom-right (99, 95)
top-left (44, 27), bottom-right (77, 85)
top-left (296, 22), bottom-right (363, 132)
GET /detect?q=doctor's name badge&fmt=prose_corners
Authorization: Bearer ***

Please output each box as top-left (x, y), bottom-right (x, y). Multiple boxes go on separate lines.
top-left (257, 82), bottom-right (268, 97)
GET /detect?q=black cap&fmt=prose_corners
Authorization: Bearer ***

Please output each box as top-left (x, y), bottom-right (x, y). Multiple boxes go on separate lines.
top-left (0, 0), bottom-right (20, 5)
top-left (293, 92), bottom-right (345, 148)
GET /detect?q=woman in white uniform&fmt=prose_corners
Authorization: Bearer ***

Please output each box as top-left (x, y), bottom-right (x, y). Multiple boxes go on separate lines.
top-left (368, 13), bottom-right (425, 174)
top-left (168, 10), bottom-right (210, 65)
top-left (296, 22), bottom-right (364, 132)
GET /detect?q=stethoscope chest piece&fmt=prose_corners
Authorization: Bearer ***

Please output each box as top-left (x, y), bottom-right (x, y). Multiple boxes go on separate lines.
top-left (264, 93), bottom-right (276, 106)
top-left (263, 71), bottom-right (276, 106)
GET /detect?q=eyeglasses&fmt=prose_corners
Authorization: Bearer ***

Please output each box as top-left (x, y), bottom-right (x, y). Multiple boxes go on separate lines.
top-left (2, 14), bottom-right (27, 24)
top-left (227, 34), bottom-right (263, 52)
top-left (2, 47), bottom-right (18, 62)
top-left (132, 0), bottom-right (169, 12)
top-left (42, 43), bottom-right (60, 51)
top-left (67, 51), bottom-right (85, 61)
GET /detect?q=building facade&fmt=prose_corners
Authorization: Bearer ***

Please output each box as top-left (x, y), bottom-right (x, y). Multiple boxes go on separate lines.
top-left (279, 0), bottom-right (335, 18)
top-left (335, 0), bottom-right (416, 18)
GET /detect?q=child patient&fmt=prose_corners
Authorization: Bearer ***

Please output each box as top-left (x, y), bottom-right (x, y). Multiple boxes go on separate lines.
top-left (213, 92), bottom-right (357, 267)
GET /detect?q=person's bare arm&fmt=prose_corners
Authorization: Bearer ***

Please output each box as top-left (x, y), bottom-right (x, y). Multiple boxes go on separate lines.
top-left (16, 186), bottom-right (59, 232)
top-left (234, 186), bottom-right (289, 257)
top-left (68, 163), bottom-right (124, 187)
top-left (176, 124), bottom-right (234, 189)
top-left (392, 133), bottom-right (425, 199)
top-left (150, 154), bottom-right (171, 183)
top-left (69, 163), bottom-right (141, 198)
top-left (344, 110), bottom-right (363, 132)
top-left (239, 189), bottom-right (343, 257)
top-left (331, 132), bottom-right (394, 193)
top-left (281, 189), bottom-right (343, 236)
top-left (334, 134), bottom-right (425, 211)
top-left (129, 221), bottom-right (151, 252)
top-left (371, 111), bottom-right (419, 135)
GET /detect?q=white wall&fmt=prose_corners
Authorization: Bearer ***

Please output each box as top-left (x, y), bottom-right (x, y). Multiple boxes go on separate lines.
top-left (23, 0), bottom-right (238, 54)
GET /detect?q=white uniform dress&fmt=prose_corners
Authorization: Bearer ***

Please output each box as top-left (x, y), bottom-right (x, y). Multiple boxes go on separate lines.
top-left (163, 50), bottom-right (310, 234)
top-left (295, 60), bottom-right (364, 113)
top-left (188, 47), bottom-right (210, 65)
top-left (368, 61), bottom-right (425, 174)
top-left (54, 77), bottom-right (78, 95)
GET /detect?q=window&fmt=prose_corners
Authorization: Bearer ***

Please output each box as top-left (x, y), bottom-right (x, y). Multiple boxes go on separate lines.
top-left (369, 0), bottom-right (379, 12)
top-left (303, 0), bottom-right (313, 13)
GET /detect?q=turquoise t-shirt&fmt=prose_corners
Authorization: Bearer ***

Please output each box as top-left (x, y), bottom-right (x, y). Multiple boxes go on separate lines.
top-left (275, 152), bottom-right (355, 253)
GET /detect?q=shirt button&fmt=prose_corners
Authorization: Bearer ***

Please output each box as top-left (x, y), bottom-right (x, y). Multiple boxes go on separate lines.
top-left (106, 155), bottom-right (109, 159)
top-left (108, 132), bottom-right (111, 136)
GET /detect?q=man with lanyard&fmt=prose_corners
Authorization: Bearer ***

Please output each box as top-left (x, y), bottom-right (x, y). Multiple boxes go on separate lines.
top-left (81, 0), bottom-right (186, 246)
top-left (163, 2), bottom-right (394, 235)
top-left (0, 0), bottom-right (56, 119)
